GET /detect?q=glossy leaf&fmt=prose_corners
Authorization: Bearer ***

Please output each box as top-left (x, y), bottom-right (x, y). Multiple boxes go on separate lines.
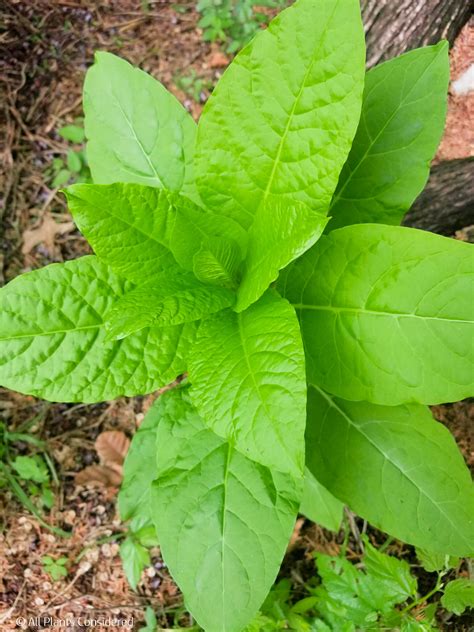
top-left (66, 184), bottom-right (178, 282)
top-left (300, 467), bottom-right (343, 532)
top-left (330, 42), bottom-right (449, 229)
top-left (0, 256), bottom-right (195, 402)
top-left (84, 51), bottom-right (197, 199)
top-left (305, 385), bottom-right (474, 556)
top-left (66, 183), bottom-right (246, 283)
top-left (104, 270), bottom-right (234, 339)
top-left (193, 237), bottom-right (242, 290)
top-left (194, 0), bottom-right (365, 229)
top-left (235, 197), bottom-right (329, 312)
top-left (279, 224), bottom-right (474, 405)
top-left (151, 387), bottom-right (301, 632)
top-left (169, 200), bottom-right (247, 271)
top-left (189, 290), bottom-right (306, 476)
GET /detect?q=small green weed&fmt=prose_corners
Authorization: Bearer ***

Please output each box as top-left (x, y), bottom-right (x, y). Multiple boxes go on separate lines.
top-left (47, 119), bottom-right (91, 188)
top-left (0, 418), bottom-right (68, 537)
top-left (196, 0), bottom-right (288, 53)
top-left (42, 555), bottom-right (69, 581)
top-left (174, 69), bottom-right (213, 103)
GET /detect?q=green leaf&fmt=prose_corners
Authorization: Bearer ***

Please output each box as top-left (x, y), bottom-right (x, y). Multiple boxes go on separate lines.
top-left (66, 150), bottom-right (82, 173)
top-left (194, 0), bottom-right (365, 229)
top-left (120, 536), bottom-right (150, 590)
top-left (299, 468), bottom-right (343, 532)
top-left (66, 183), bottom-right (246, 283)
top-left (104, 270), bottom-right (234, 339)
top-left (330, 42), bottom-right (449, 230)
top-left (363, 539), bottom-right (417, 602)
top-left (0, 256), bottom-right (196, 402)
top-left (189, 290), bottom-right (306, 476)
top-left (84, 51), bottom-right (197, 200)
top-left (305, 386), bottom-right (474, 556)
top-left (193, 237), bottom-right (242, 290)
top-left (52, 169), bottom-right (71, 188)
top-left (416, 548), bottom-right (459, 573)
top-left (140, 606), bottom-right (158, 632)
top-left (235, 197), bottom-right (329, 312)
top-left (279, 224), bottom-right (474, 405)
top-left (58, 124), bottom-right (85, 143)
top-left (11, 456), bottom-right (49, 484)
top-left (150, 387), bottom-right (301, 632)
top-left (314, 553), bottom-right (405, 627)
top-left (118, 399), bottom-right (163, 523)
top-left (66, 183), bottom-right (178, 283)
top-left (168, 196), bottom-right (248, 271)
top-left (400, 618), bottom-right (435, 632)
top-left (441, 578), bottom-right (474, 615)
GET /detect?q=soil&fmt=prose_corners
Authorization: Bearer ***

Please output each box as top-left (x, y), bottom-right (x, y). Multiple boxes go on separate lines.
top-left (0, 2), bottom-right (473, 631)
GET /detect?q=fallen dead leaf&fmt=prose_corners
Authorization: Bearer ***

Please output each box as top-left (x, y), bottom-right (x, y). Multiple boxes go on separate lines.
top-left (75, 431), bottom-right (130, 489)
top-left (95, 431), bottom-right (130, 473)
top-left (208, 50), bottom-right (229, 68)
top-left (75, 465), bottom-right (122, 488)
top-left (22, 212), bottom-right (74, 255)
top-left (287, 517), bottom-right (305, 552)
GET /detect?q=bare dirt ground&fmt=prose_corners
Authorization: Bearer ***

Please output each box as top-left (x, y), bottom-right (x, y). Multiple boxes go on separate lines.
top-left (0, 2), bottom-right (473, 630)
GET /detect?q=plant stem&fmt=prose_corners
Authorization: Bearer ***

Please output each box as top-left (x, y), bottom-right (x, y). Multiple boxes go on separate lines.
top-left (400, 573), bottom-right (444, 615)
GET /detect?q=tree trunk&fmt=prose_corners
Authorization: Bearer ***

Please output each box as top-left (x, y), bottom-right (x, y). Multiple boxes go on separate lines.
top-left (362, 0), bottom-right (473, 68)
top-left (402, 158), bottom-right (474, 235)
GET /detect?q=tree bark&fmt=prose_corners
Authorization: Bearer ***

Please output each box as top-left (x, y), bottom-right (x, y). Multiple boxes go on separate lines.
top-left (402, 158), bottom-right (474, 235)
top-left (362, 0), bottom-right (473, 68)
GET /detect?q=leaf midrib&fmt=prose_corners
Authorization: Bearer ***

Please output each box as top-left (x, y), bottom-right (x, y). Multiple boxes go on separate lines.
top-left (261, 0), bottom-right (341, 205)
top-left (77, 190), bottom-right (172, 248)
top-left (236, 312), bottom-right (297, 473)
top-left (0, 322), bottom-right (102, 341)
top-left (293, 304), bottom-right (472, 324)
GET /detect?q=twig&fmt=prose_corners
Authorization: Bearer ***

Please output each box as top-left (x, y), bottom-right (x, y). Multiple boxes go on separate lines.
top-left (0, 578), bottom-right (27, 624)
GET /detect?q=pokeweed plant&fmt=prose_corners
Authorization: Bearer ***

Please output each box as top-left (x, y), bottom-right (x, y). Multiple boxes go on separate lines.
top-left (0, 0), bottom-right (473, 630)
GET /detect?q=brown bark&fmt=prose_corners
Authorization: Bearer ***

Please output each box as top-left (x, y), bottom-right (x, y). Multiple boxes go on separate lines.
top-left (402, 158), bottom-right (474, 235)
top-left (362, 0), bottom-right (473, 68)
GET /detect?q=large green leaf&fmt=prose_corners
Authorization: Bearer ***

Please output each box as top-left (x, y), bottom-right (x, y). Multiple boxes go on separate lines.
top-left (279, 224), bottom-right (474, 405)
top-left (194, 0), bottom-right (365, 229)
top-left (235, 197), bottom-right (329, 312)
top-left (66, 184), bottom-right (178, 282)
top-left (300, 468), bottom-right (343, 532)
top-left (151, 387), bottom-right (301, 632)
top-left (66, 183), bottom-right (246, 283)
top-left (329, 43), bottom-right (449, 229)
top-left (189, 290), bottom-right (306, 476)
top-left (84, 51), bottom-right (197, 200)
top-left (0, 256), bottom-right (195, 402)
top-left (104, 270), bottom-right (235, 339)
top-left (306, 385), bottom-right (474, 556)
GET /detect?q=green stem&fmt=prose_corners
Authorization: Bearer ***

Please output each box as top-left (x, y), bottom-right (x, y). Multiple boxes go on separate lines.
top-left (400, 573), bottom-right (444, 615)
